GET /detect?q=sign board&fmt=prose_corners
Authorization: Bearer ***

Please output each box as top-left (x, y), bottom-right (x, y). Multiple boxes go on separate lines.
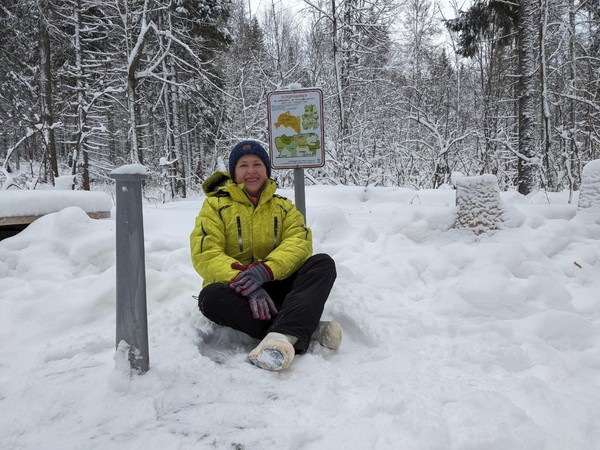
top-left (267, 88), bottom-right (325, 169)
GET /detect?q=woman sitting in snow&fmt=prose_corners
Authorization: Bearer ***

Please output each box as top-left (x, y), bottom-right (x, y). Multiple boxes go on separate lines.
top-left (190, 140), bottom-right (341, 371)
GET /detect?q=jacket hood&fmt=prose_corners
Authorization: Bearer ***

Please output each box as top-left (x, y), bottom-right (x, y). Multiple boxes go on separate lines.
top-left (202, 171), bottom-right (232, 196)
top-left (202, 171), bottom-right (277, 204)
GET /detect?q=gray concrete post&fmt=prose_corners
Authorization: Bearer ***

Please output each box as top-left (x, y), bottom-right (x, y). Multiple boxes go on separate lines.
top-left (294, 167), bottom-right (307, 221)
top-left (110, 170), bottom-right (149, 373)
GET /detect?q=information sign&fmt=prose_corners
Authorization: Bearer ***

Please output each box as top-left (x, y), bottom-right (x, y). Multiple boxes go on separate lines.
top-left (267, 88), bottom-right (325, 169)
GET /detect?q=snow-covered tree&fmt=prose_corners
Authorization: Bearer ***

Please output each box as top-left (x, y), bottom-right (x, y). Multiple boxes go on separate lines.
top-left (446, 0), bottom-right (540, 195)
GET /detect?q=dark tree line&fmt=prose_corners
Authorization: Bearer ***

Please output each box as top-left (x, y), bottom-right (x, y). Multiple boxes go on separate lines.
top-left (1, 0), bottom-right (599, 199)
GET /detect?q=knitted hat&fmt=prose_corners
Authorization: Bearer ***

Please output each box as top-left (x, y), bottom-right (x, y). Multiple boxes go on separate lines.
top-left (228, 140), bottom-right (272, 179)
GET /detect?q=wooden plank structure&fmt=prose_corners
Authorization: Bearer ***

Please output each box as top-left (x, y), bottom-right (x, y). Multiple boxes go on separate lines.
top-left (0, 190), bottom-right (112, 240)
top-left (0, 210), bottom-right (111, 226)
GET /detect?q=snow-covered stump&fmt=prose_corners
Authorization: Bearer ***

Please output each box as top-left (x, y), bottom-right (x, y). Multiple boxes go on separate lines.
top-left (110, 165), bottom-right (149, 374)
top-left (577, 160), bottom-right (600, 223)
top-left (454, 174), bottom-right (503, 234)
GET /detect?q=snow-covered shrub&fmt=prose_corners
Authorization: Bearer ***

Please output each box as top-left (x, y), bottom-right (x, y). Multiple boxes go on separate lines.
top-left (454, 174), bottom-right (503, 234)
top-left (578, 160), bottom-right (600, 210)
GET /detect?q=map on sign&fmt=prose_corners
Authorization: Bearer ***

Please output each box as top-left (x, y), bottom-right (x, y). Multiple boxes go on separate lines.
top-left (273, 106), bottom-right (320, 157)
top-left (267, 89), bottom-right (325, 169)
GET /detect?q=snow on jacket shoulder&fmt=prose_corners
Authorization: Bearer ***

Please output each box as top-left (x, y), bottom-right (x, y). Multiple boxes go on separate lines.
top-left (190, 171), bottom-right (312, 286)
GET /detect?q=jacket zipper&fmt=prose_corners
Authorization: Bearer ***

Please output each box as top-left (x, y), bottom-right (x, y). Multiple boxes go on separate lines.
top-left (273, 217), bottom-right (279, 248)
top-left (200, 223), bottom-right (207, 253)
top-left (236, 216), bottom-right (243, 252)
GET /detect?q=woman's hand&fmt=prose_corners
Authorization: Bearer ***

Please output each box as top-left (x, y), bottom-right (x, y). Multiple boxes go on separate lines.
top-left (246, 287), bottom-right (278, 320)
top-left (229, 262), bottom-right (273, 296)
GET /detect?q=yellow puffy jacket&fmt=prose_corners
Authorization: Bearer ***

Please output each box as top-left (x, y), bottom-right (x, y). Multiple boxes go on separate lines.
top-left (190, 171), bottom-right (312, 286)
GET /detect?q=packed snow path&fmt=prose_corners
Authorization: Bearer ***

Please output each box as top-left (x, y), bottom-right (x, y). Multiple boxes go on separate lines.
top-left (1, 186), bottom-right (599, 449)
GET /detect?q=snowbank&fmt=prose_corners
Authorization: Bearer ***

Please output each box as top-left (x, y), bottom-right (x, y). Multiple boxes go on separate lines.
top-left (0, 190), bottom-right (113, 219)
top-left (1, 186), bottom-right (599, 449)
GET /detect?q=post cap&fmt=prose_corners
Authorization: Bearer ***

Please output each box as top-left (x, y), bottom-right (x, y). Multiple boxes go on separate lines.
top-left (110, 164), bottom-right (148, 180)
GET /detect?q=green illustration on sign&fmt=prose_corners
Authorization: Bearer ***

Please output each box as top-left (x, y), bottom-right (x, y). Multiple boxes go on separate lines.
top-left (302, 104), bottom-right (319, 130)
top-left (274, 133), bottom-right (321, 157)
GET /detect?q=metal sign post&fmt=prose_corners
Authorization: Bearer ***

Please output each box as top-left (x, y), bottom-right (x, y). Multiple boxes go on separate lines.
top-left (293, 168), bottom-right (306, 219)
top-left (267, 87), bottom-right (325, 221)
top-left (110, 167), bottom-right (149, 374)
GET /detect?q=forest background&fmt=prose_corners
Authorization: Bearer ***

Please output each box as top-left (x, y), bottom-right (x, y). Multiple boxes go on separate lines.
top-left (1, 0), bottom-right (598, 201)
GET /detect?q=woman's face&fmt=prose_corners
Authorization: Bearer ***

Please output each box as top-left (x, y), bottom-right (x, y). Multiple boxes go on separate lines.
top-left (234, 154), bottom-right (268, 196)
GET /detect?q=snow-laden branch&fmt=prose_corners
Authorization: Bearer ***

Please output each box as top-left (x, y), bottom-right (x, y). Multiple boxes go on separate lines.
top-left (406, 114), bottom-right (474, 156)
top-left (560, 93), bottom-right (600, 115)
top-left (127, 0), bottom-right (153, 80)
top-left (301, 0), bottom-right (334, 22)
top-left (1, 126), bottom-right (40, 189)
top-left (2, 129), bottom-right (36, 172)
top-left (127, 18), bottom-right (235, 101)
top-left (128, 20), bottom-right (152, 78)
top-left (487, 137), bottom-right (542, 167)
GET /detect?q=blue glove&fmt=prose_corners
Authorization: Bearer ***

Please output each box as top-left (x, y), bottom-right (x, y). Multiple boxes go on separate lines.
top-left (247, 287), bottom-right (278, 321)
top-left (230, 262), bottom-right (273, 296)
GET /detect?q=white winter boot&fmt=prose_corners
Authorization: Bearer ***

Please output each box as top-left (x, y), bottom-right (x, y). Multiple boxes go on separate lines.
top-left (248, 332), bottom-right (297, 371)
top-left (312, 321), bottom-right (342, 350)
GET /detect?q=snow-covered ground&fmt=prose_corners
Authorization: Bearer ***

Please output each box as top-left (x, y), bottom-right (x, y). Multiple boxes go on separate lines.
top-left (1, 185), bottom-right (599, 449)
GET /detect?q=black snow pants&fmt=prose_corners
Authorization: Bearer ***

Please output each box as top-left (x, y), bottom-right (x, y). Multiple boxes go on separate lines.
top-left (198, 253), bottom-right (336, 353)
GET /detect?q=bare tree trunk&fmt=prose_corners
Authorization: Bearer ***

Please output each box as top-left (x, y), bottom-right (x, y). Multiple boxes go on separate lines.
top-left (565, 0), bottom-right (580, 195)
top-left (517, 0), bottom-right (538, 195)
top-left (82, 149), bottom-right (90, 190)
top-left (125, 0), bottom-right (151, 165)
top-left (38, 10), bottom-right (58, 183)
top-left (71, 0), bottom-right (87, 190)
top-left (170, 74), bottom-right (186, 198)
top-left (108, 105), bottom-right (118, 165)
top-left (539, 0), bottom-right (554, 190)
top-left (331, 0), bottom-right (348, 183)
